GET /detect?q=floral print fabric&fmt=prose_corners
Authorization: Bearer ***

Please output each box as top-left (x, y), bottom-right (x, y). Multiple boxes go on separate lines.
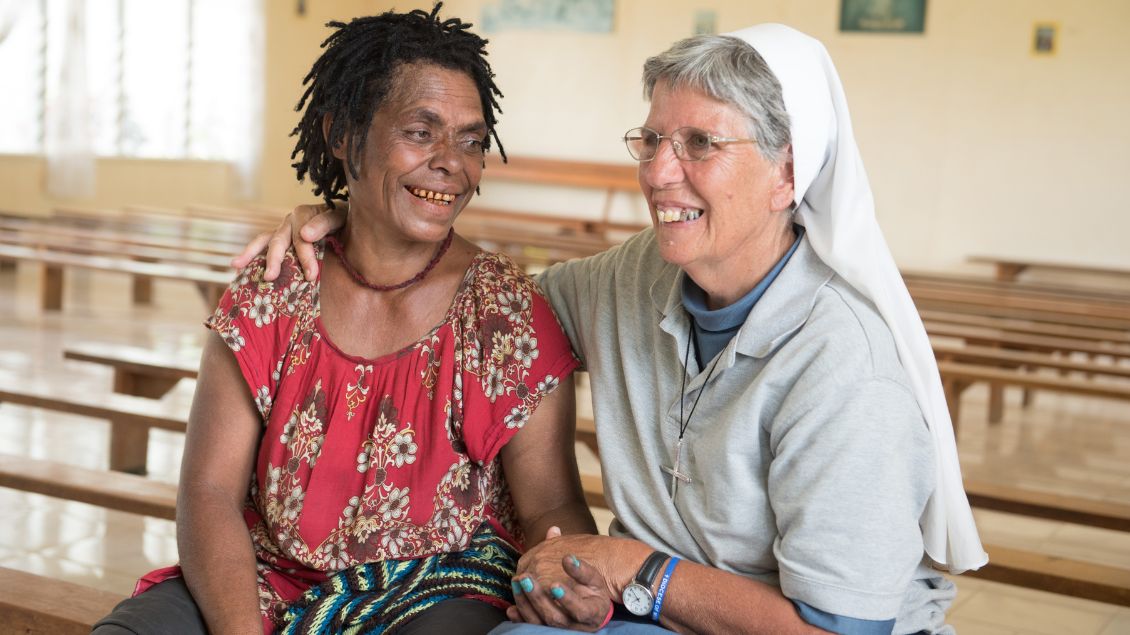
top-left (152, 242), bottom-right (577, 630)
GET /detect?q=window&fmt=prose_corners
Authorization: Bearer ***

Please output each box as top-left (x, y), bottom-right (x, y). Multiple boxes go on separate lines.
top-left (0, 0), bottom-right (261, 162)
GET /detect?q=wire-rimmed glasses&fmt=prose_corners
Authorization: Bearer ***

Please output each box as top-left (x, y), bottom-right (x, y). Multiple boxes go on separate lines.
top-left (622, 126), bottom-right (758, 162)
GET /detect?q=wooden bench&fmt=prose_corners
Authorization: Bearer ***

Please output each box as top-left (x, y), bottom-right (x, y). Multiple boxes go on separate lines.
top-left (0, 242), bottom-right (231, 312)
top-left (65, 342), bottom-right (200, 400)
top-left (932, 341), bottom-right (1130, 421)
top-left (906, 277), bottom-right (1130, 325)
top-left (922, 309), bottom-right (1130, 345)
top-left (969, 544), bottom-right (1130, 607)
top-left (905, 270), bottom-right (1130, 305)
top-left (963, 479), bottom-right (1130, 532)
top-left (481, 154), bottom-right (639, 219)
top-left (0, 453), bottom-right (177, 519)
top-left (937, 360), bottom-right (1130, 429)
top-left (969, 256), bottom-right (1130, 284)
top-left (0, 379), bottom-right (188, 473)
top-left (0, 224), bottom-right (234, 305)
top-left (0, 566), bottom-right (124, 634)
top-left (444, 155), bottom-right (646, 266)
top-left (915, 295), bottom-right (1130, 332)
top-left (926, 322), bottom-right (1130, 361)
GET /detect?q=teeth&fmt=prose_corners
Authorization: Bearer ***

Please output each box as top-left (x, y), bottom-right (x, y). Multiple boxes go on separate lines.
top-left (411, 188), bottom-right (456, 205)
top-left (656, 207), bottom-right (703, 223)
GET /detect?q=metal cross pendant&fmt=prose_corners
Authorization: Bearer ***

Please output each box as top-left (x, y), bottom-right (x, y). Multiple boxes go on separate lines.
top-left (661, 438), bottom-right (693, 499)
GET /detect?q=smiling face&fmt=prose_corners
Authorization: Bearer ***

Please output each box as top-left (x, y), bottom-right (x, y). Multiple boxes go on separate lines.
top-left (335, 62), bottom-right (488, 246)
top-left (639, 80), bottom-right (795, 294)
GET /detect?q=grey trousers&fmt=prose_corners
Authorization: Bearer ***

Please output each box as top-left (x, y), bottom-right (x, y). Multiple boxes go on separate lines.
top-left (92, 577), bottom-right (508, 634)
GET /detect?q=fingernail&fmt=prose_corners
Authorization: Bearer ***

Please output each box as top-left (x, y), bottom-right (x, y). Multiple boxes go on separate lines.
top-left (520, 578), bottom-right (534, 593)
top-left (570, 555), bottom-right (581, 568)
top-left (551, 586), bottom-right (565, 599)
top-left (511, 580), bottom-right (523, 596)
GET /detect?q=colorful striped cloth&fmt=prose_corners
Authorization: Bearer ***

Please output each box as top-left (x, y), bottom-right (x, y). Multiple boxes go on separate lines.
top-left (279, 525), bottom-right (518, 634)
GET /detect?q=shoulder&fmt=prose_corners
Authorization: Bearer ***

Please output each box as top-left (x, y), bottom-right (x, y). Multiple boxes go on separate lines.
top-left (230, 247), bottom-right (318, 296)
top-left (471, 251), bottom-right (543, 297)
top-left (216, 247), bottom-right (319, 330)
top-left (788, 274), bottom-right (912, 392)
top-left (462, 252), bottom-right (575, 347)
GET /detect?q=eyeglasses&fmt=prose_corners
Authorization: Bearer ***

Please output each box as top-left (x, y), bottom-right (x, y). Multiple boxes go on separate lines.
top-left (622, 126), bottom-right (758, 162)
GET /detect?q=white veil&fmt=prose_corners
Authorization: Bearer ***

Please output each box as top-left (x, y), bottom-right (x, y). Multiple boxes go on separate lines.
top-left (729, 23), bottom-right (988, 573)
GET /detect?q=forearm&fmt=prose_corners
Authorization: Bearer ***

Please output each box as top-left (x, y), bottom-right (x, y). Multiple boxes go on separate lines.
top-left (521, 499), bottom-right (597, 547)
top-left (178, 486), bottom-right (264, 634)
top-left (653, 559), bottom-right (828, 635)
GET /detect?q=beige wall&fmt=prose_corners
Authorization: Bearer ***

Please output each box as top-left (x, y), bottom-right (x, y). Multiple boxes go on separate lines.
top-left (3, 0), bottom-right (1128, 271)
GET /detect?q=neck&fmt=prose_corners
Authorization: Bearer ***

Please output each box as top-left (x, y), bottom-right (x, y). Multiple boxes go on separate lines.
top-left (688, 223), bottom-right (796, 310)
top-left (337, 219), bottom-right (449, 288)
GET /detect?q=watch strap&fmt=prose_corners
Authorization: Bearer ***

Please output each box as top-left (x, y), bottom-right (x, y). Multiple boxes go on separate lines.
top-left (633, 550), bottom-right (670, 589)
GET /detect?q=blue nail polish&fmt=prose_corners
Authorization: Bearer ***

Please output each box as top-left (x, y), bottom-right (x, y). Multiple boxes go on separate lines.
top-left (551, 586), bottom-right (565, 599)
top-left (520, 578), bottom-right (534, 593)
top-left (512, 580), bottom-right (523, 596)
top-left (569, 555), bottom-right (581, 568)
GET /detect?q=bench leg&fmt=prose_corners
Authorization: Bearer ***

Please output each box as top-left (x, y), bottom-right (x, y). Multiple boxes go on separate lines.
top-left (198, 282), bottom-right (224, 309)
top-left (41, 264), bottom-right (64, 311)
top-left (943, 379), bottom-right (966, 437)
top-left (113, 370), bottom-right (180, 399)
top-left (109, 423), bottom-right (149, 475)
top-left (575, 430), bottom-right (600, 459)
top-left (995, 263), bottom-right (1026, 282)
top-left (132, 276), bottom-right (154, 305)
top-left (989, 383), bottom-right (1005, 424)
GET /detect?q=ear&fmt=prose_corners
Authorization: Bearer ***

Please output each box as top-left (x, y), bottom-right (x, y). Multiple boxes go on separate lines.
top-left (323, 113), bottom-right (347, 161)
top-left (770, 146), bottom-right (796, 213)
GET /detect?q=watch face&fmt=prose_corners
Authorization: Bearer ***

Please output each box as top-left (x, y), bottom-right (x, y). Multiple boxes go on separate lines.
top-left (622, 583), bottom-right (653, 616)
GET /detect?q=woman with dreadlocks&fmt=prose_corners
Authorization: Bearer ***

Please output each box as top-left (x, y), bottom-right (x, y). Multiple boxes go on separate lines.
top-left (92, 6), bottom-right (595, 635)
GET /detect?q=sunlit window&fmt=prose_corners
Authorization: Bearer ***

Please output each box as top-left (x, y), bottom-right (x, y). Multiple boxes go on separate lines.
top-left (0, 0), bottom-right (260, 161)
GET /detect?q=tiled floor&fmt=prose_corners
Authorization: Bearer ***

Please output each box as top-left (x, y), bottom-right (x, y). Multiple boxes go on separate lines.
top-left (1, 264), bottom-right (1129, 633)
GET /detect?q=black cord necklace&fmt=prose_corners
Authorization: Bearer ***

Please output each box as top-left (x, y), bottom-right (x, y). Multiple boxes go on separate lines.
top-left (662, 321), bottom-right (723, 499)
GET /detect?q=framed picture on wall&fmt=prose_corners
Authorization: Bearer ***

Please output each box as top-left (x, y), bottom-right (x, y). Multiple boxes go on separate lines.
top-left (840, 0), bottom-right (927, 34)
top-left (1032, 23), bottom-right (1058, 56)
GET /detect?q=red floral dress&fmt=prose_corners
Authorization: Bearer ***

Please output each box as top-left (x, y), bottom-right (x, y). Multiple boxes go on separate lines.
top-left (136, 242), bottom-right (578, 632)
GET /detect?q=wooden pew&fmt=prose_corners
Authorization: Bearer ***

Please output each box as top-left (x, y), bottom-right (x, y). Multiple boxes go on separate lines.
top-left (0, 453), bottom-right (176, 519)
top-left (931, 340), bottom-right (1130, 421)
top-left (968, 544), bottom-right (1130, 607)
top-left (922, 309), bottom-right (1130, 345)
top-left (481, 154), bottom-right (638, 217)
top-left (0, 567), bottom-right (124, 635)
top-left (915, 296), bottom-right (1130, 332)
top-left (926, 322), bottom-right (1130, 361)
top-left (963, 479), bottom-right (1130, 532)
top-left (937, 360), bottom-right (1130, 429)
top-left (906, 277), bottom-right (1130, 325)
top-left (0, 379), bottom-right (187, 474)
top-left (449, 155), bottom-right (646, 267)
top-left (0, 243), bottom-right (230, 312)
top-left (65, 342), bottom-right (200, 400)
top-left (968, 255), bottom-right (1130, 284)
top-left (905, 270), bottom-right (1130, 305)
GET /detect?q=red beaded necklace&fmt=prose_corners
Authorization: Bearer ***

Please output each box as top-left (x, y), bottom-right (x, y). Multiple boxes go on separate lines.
top-left (325, 228), bottom-right (454, 292)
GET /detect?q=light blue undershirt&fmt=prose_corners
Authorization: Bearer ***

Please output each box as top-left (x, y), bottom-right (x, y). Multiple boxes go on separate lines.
top-left (680, 226), bottom-right (803, 368)
top-left (679, 225), bottom-right (896, 635)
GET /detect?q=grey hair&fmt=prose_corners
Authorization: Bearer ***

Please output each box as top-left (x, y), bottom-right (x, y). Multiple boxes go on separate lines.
top-left (642, 35), bottom-right (791, 165)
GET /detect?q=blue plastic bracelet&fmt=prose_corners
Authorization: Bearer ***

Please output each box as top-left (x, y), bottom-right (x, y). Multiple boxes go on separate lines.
top-left (650, 556), bottom-right (680, 621)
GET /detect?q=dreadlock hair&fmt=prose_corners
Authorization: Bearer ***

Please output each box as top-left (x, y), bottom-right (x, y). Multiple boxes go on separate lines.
top-left (290, 3), bottom-right (506, 208)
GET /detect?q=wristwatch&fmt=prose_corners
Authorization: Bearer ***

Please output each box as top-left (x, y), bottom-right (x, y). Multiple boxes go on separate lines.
top-left (621, 550), bottom-right (670, 616)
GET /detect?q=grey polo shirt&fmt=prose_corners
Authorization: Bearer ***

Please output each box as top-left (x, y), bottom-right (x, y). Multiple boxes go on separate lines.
top-left (536, 229), bottom-right (955, 633)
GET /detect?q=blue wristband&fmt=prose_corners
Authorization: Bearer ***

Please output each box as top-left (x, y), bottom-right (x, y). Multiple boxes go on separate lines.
top-left (650, 556), bottom-right (680, 621)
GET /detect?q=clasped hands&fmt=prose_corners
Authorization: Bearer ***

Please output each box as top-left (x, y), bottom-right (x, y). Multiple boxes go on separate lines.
top-left (508, 528), bottom-right (641, 632)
